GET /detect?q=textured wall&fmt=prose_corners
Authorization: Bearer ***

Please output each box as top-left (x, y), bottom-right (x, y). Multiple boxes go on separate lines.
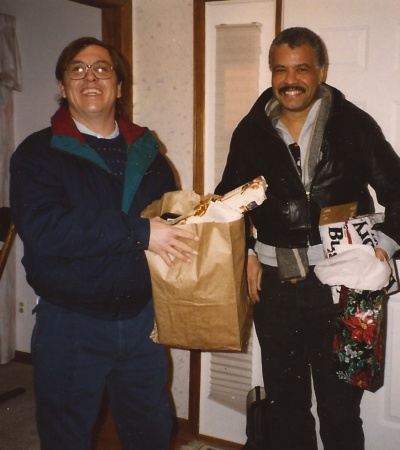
top-left (133, 0), bottom-right (194, 191)
top-left (132, 0), bottom-right (194, 419)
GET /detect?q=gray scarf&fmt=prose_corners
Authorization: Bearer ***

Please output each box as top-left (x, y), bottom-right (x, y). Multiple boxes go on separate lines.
top-left (266, 85), bottom-right (332, 281)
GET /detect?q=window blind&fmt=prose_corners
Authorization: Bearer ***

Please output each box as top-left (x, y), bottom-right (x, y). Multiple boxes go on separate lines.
top-left (208, 333), bottom-right (254, 413)
top-left (213, 23), bottom-right (261, 187)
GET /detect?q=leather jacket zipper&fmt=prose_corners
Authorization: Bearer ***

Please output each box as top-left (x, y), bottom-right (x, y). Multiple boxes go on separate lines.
top-left (306, 190), bottom-right (311, 245)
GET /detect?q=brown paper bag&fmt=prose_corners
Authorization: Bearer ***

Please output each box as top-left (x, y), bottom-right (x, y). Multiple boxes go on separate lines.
top-left (142, 190), bottom-right (250, 351)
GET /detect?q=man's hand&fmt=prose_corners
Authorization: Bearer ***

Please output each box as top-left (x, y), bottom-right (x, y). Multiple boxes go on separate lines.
top-left (375, 247), bottom-right (389, 262)
top-left (148, 217), bottom-right (199, 268)
top-left (247, 254), bottom-right (262, 303)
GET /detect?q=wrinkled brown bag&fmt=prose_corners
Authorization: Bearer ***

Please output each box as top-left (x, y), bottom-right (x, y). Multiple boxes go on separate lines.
top-left (142, 190), bottom-right (249, 351)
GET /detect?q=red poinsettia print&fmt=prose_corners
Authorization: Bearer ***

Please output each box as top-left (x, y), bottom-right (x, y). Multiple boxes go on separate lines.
top-left (333, 287), bottom-right (385, 392)
top-left (333, 334), bottom-right (342, 351)
top-left (352, 370), bottom-right (370, 389)
top-left (343, 308), bottom-right (378, 345)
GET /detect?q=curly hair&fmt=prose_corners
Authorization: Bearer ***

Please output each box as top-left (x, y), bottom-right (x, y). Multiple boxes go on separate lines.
top-left (269, 27), bottom-right (328, 69)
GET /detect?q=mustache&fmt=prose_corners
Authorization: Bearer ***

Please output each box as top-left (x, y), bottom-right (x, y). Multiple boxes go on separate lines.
top-left (279, 85), bottom-right (306, 95)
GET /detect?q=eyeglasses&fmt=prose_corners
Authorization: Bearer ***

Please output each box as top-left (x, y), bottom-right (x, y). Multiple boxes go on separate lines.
top-left (65, 61), bottom-right (114, 80)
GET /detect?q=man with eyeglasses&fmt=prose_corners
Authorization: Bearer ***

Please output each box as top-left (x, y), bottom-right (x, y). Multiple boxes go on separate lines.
top-left (10, 37), bottom-right (198, 450)
top-left (216, 27), bottom-right (400, 450)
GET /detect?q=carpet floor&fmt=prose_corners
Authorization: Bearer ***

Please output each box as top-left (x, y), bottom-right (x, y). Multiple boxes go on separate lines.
top-left (0, 362), bottom-right (238, 450)
top-left (0, 361), bottom-right (39, 450)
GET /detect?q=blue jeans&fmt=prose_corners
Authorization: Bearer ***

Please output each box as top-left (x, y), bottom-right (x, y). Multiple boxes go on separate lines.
top-left (31, 299), bottom-right (172, 450)
top-left (253, 265), bottom-right (364, 450)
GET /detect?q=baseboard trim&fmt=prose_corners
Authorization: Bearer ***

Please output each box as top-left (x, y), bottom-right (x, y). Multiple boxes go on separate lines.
top-left (14, 351), bottom-right (32, 364)
top-left (197, 433), bottom-right (243, 450)
top-left (175, 417), bottom-right (242, 449)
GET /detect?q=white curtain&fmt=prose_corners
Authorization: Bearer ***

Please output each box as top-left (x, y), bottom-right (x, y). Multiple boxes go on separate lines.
top-left (0, 13), bottom-right (22, 364)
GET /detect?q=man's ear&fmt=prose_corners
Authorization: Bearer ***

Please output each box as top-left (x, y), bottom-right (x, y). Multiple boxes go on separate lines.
top-left (59, 80), bottom-right (67, 98)
top-left (319, 64), bottom-right (328, 84)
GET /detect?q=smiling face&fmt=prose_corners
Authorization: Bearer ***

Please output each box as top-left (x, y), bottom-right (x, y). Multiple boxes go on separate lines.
top-left (270, 44), bottom-right (326, 116)
top-left (59, 45), bottom-right (122, 130)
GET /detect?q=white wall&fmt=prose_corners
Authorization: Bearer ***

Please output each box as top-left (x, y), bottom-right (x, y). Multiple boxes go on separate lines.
top-left (0, 0), bottom-right (101, 352)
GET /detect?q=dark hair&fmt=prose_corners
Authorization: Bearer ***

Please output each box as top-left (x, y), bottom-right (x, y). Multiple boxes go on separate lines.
top-left (55, 37), bottom-right (126, 115)
top-left (269, 27), bottom-right (327, 69)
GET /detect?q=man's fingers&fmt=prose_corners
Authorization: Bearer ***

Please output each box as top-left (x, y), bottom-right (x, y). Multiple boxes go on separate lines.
top-left (171, 237), bottom-right (199, 256)
top-left (375, 247), bottom-right (389, 262)
top-left (148, 217), bottom-right (199, 264)
top-left (248, 283), bottom-right (260, 303)
top-left (159, 253), bottom-right (174, 268)
top-left (246, 255), bottom-right (262, 303)
top-left (174, 226), bottom-right (199, 243)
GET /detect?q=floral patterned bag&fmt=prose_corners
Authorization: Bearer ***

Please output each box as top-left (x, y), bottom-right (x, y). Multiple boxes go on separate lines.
top-left (332, 286), bottom-right (387, 392)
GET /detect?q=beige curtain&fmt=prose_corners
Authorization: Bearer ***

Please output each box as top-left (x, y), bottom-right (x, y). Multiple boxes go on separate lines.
top-left (0, 13), bottom-right (22, 364)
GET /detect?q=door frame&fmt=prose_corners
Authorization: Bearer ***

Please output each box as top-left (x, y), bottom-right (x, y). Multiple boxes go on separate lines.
top-left (68, 0), bottom-right (133, 118)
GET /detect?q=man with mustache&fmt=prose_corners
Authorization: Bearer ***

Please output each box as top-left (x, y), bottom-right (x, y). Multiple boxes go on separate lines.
top-left (9, 37), bottom-right (198, 450)
top-left (215, 27), bottom-right (400, 450)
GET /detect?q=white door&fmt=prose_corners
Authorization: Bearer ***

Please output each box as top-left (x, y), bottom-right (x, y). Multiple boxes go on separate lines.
top-left (283, 3), bottom-right (400, 449)
top-left (200, 0), bottom-right (275, 444)
top-left (201, 0), bottom-right (400, 447)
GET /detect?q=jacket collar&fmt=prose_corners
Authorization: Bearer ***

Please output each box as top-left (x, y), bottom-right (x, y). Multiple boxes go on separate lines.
top-left (51, 107), bottom-right (146, 144)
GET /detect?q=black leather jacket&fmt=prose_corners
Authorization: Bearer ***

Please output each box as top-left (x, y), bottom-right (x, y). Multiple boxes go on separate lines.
top-left (216, 84), bottom-right (400, 249)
